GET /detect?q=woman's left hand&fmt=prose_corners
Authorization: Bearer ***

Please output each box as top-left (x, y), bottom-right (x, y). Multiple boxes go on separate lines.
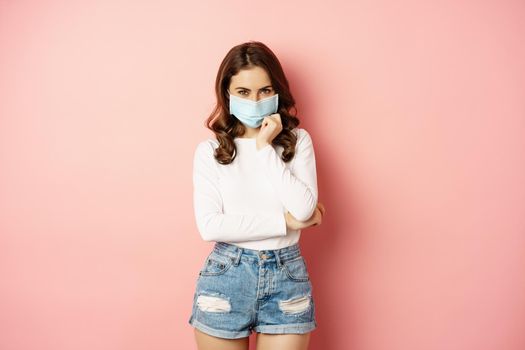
top-left (256, 113), bottom-right (282, 150)
top-left (285, 202), bottom-right (326, 230)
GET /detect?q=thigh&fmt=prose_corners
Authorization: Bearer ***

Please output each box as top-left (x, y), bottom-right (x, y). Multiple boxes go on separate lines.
top-left (188, 250), bottom-right (257, 339)
top-left (255, 332), bottom-right (311, 350)
top-left (254, 255), bottom-right (317, 334)
top-left (194, 328), bottom-right (249, 350)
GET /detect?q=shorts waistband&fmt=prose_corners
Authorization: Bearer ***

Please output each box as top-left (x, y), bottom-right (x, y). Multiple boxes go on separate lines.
top-left (212, 241), bottom-right (302, 267)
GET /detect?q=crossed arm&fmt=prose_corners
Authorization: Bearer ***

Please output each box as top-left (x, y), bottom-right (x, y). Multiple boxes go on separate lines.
top-left (192, 129), bottom-right (319, 242)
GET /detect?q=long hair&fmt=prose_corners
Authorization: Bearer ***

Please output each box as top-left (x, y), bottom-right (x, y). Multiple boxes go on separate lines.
top-left (205, 41), bottom-right (300, 165)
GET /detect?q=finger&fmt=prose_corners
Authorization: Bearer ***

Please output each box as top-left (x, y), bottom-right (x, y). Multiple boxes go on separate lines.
top-left (264, 117), bottom-right (275, 125)
top-left (268, 114), bottom-right (281, 125)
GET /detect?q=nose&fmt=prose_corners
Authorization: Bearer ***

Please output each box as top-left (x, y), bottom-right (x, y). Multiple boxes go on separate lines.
top-left (250, 91), bottom-right (269, 102)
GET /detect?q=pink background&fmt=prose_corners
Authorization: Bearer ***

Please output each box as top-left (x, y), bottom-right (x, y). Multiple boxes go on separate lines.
top-left (1, 1), bottom-right (524, 349)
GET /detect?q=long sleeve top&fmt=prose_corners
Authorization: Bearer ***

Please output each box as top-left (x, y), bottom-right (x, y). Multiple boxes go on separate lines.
top-left (192, 127), bottom-right (318, 250)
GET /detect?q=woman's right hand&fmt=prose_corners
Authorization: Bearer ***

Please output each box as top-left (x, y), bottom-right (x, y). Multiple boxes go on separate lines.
top-left (285, 202), bottom-right (325, 230)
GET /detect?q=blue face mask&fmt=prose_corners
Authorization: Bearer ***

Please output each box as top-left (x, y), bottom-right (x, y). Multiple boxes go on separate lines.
top-left (228, 93), bottom-right (279, 128)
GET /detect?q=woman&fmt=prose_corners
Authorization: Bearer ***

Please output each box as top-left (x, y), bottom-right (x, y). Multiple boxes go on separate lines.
top-left (188, 41), bottom-right (326, 350)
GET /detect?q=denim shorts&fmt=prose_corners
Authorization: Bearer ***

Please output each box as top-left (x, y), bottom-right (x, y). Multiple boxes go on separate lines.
top-left (188, 241), bottom-right (317, 339)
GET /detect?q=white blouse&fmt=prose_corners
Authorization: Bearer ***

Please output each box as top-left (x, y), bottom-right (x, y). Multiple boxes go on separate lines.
top-left (192, 127), bottom-right (318, 250)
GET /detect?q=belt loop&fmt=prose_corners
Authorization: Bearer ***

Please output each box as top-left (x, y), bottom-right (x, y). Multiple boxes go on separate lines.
top-left (233, 247), bottom-right (243, 266)
top-left (274, 249), bottom-right (283, 268)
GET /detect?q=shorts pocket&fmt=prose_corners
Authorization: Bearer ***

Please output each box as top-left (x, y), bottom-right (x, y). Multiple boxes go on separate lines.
top-left (282, 256), bottom-right (310, 282)
top-left (199, 252), bottom-right (233, 276)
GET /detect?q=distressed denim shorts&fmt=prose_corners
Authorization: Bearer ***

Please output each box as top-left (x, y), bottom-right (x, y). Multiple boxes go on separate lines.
top-left (188, 241), bottom-right (317, 339)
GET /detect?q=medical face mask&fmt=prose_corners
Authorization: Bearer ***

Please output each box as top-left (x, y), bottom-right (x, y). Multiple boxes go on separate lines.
top-left (228, 93), bottom-right (279, 128)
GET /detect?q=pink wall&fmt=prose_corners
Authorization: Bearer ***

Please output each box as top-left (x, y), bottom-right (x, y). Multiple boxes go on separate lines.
top-left (1, 1), bottom-right (524, 349)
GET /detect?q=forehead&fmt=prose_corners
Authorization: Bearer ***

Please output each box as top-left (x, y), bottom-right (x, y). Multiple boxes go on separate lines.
top-left (230, 66), bottom-right (272, 88)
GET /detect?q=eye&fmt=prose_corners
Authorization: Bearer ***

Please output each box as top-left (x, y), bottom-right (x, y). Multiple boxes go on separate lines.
top-left (262, 88), bottom-right (272, 94)
top-left (239, 90), bottom-right (248, 95)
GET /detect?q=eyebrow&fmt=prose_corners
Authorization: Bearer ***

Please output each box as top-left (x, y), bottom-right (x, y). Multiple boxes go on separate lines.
top-left (235, 85), bottom-right (273, 91)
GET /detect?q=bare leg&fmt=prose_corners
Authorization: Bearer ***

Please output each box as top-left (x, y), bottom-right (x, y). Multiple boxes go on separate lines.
top-left (194, 328), bottom-right (249, 350)
top-left (255, 332), bottom-right (311, 350)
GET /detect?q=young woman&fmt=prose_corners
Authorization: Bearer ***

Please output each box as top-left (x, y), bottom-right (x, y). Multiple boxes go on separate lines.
top-left (188, 41), bottom-right (326, 350)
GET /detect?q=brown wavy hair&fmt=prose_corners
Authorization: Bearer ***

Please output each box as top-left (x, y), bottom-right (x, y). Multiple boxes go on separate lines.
top-left (205, 41), bottom-right (300, 165)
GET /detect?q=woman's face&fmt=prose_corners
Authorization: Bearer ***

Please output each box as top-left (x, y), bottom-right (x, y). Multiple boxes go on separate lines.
top-left (228, 66), bottom-right (275, 102)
